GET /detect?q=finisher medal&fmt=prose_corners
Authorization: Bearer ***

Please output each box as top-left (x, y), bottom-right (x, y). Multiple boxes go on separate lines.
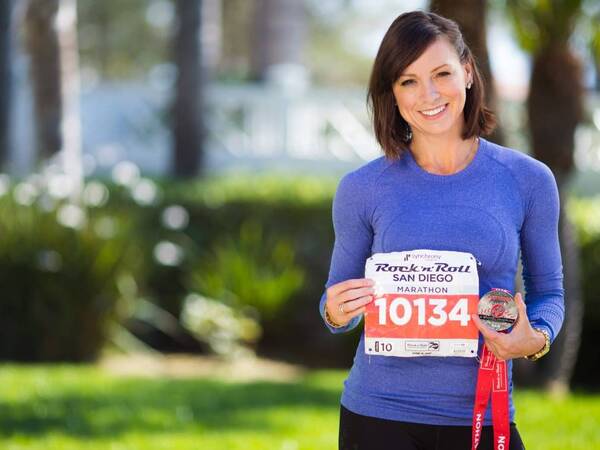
top-left (472, 288), bottom-right (518, 450)
top-left (477, 288), bottom-right (518, 332)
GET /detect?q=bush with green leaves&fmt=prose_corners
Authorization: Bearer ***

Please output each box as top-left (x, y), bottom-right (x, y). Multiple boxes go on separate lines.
top-left (188, 220), bottom-right (305, 321)
top-left (0, 174), bottom-right (134, 362)
top-left (112, 174), bottom-right (357, 363)
top-left (567, 196), bottom-right (600, 325)
top-left (566, 195), bottom-right (600, 387)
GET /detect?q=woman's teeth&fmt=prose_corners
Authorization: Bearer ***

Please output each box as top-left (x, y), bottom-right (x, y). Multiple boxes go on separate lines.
top-left (421, 104), bottom-right (447, 116)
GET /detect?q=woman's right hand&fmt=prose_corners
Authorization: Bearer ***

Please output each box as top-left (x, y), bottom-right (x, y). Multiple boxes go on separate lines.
top-left (325, 278), bottom-right (375, 327)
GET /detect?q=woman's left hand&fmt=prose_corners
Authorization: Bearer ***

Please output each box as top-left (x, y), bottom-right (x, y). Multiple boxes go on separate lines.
top-left (471, 292), bottom-right (546, 360)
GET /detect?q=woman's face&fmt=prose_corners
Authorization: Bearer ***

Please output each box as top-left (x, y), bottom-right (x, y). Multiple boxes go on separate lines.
top-left (392, 37), bottom-right (472, 141)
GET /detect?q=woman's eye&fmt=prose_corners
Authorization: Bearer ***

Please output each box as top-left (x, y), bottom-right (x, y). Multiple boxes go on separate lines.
top-left (400, 72), bottom-right (450, 86)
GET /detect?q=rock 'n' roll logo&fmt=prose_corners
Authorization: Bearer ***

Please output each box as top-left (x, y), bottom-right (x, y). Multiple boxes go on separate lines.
top-left (373, 262), bottom-right (472, 273)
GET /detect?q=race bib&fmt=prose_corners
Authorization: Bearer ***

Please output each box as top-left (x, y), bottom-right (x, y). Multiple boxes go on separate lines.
top-left (364, 249), bottom-right (479, 357)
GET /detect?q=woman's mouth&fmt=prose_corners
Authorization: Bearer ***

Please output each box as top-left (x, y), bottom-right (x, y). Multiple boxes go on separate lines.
top-left (419, 103), bottom-right (448, 119)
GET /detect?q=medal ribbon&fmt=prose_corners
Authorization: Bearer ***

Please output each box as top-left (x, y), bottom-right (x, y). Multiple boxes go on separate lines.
top-left (471, 344), bottom-right (510, 450)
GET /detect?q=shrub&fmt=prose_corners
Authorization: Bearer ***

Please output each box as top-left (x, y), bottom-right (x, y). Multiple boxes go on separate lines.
top-left (0, 176), bottom-right (133, 362)
top-left (188, 220), bottom-right (305, 321)
top-left (567, 196), bottom-right (600, 386)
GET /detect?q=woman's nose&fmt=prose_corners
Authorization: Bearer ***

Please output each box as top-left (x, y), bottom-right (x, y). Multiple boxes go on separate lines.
top-left (421, 79), bottom-right (440, 101)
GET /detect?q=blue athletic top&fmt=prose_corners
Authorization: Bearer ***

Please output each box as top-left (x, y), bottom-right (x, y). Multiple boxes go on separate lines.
top-left (319, 136), bottom-right (565, 426)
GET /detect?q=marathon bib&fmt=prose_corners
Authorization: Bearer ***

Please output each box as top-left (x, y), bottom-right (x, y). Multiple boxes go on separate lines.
top-left (364, 249), bottom-right (479, 357)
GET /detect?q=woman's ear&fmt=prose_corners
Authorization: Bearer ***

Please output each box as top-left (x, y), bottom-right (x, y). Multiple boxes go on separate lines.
top-left (462, 62), bottom-right (475, 91)
top-left (463, 62), bottom-right (473, 85)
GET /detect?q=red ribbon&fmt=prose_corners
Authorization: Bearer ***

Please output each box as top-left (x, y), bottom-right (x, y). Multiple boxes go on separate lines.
top-left (472, 345), bottom-right (510, 450)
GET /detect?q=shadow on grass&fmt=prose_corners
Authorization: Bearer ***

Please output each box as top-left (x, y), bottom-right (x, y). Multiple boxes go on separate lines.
top-left (0, 375), bottom-right (343, 438)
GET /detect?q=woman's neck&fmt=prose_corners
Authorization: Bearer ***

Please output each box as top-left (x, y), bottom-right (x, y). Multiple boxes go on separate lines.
top-left (410, 133), bottom-right (478, 175)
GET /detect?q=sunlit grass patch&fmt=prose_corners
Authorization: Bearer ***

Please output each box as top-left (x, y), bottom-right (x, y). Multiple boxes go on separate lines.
top-left (0, 363), bottom-right (598, 449)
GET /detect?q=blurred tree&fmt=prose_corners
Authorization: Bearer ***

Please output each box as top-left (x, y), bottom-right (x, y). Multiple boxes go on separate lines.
top-left (172, 0), bottom-right (203, 177)
top-left (90, 0), bottom-right (406, 88)
top-left (429, 0), bottom-right (505, 145)
top-left (250, 0), bottom-right (308, 82)
top-left (0, 0), bottom-right (13, 169)
top-left (505, 0), bottom-right (598, 392)
top-left (23, 0), bottom-right (62, 160)
top-left (77, 0), bottom-right (171, 81)
top-left (23, 0), bottom-right (82, 194)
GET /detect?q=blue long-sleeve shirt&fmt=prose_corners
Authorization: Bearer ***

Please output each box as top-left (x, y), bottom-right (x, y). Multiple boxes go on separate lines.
top-left (319, 136), bottom-right (564, 425)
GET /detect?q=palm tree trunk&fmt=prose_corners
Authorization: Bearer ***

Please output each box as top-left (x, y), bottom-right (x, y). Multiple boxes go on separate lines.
top-left (519, 44), bottom-right (585, 392)
top-left (23, 0), bottom-right (62, 161)
top-left (250, 0), bottom-right (308, 82)
top-left (0, 0), bottom-right (13, 170)
top-left (172, 0), bottom-right (203, 178)
top-left (528, 46), bottom-right (583, 179)
top-left (429, 0), bottom-right (504, 145)
top-left (24, 0), bottom-right (82, 196)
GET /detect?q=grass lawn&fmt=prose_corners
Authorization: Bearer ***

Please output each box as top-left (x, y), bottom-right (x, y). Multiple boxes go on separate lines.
top-left (0, 362), bottom-right (598, 450)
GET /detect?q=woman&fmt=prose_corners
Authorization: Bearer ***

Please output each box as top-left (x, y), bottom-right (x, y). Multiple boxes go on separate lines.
top-left (319, 11), bottom-right (564, 450)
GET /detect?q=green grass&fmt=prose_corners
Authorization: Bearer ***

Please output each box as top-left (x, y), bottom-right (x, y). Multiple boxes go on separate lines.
top-left (0, 364), bottom-right (598, 450)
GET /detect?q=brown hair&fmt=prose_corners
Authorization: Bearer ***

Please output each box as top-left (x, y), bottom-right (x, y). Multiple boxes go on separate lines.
top-left (366, 11), bottom-right (496, 160)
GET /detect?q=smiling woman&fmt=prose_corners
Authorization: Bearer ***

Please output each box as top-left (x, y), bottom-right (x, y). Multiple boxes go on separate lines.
top-left (390, 38), bottom-right (481, 174)
top-left (319, 10), bottom-right (564, 450)
top-left (366, 11), bottom-right (496, 175)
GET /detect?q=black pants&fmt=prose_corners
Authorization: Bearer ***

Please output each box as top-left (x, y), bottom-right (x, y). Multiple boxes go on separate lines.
top-left (339, 405), bottom-right (525, 450)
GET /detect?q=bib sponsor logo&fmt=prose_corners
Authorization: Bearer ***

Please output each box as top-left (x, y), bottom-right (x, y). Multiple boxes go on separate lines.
top-left (405, 340), bottom-right (440, 352)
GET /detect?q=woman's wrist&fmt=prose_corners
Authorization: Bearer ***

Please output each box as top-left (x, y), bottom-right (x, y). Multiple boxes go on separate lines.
top-left (528, 329), bottom-right (545, 353)
top-left (524, 328), bottom-right (551, 361)
top-left (324, 304), bottom-right (344, 328)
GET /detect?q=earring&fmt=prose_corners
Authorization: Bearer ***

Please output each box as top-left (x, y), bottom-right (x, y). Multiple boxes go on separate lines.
top-left (466, 81), bottom-right (472, 89)
top-left (403, 122), bottom-right (412, 142)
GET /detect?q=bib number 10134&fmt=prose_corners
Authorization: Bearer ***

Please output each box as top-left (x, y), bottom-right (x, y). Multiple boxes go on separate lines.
top-left (364, 293), bottom-right (479, 356)
top-left (373, 296), bottom-right (470, 327)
